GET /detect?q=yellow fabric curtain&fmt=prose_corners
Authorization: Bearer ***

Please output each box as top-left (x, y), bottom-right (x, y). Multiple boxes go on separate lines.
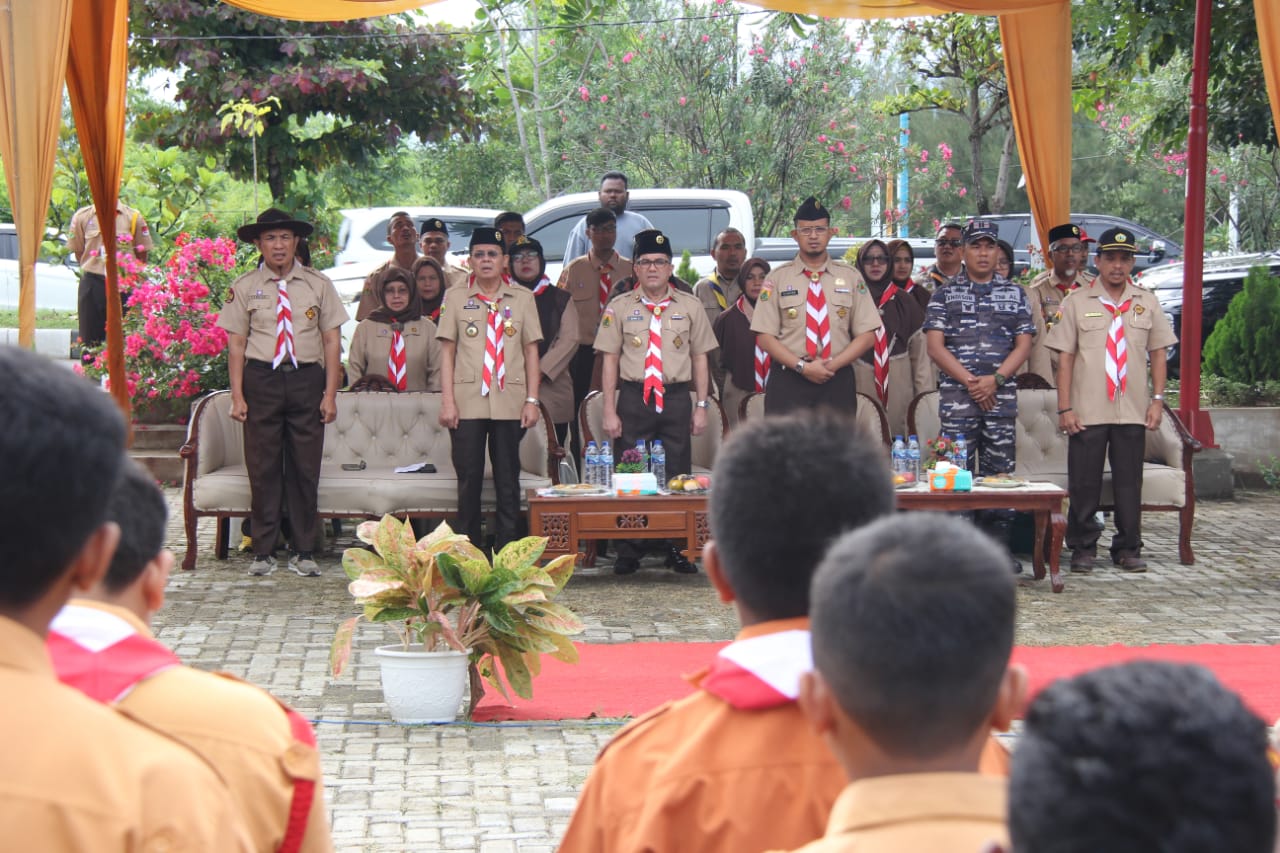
top-left (0, 0), bottom-right (74, 348)
top-left (67, 0), bottom-right (131, 420)
top-left (220, 0), bottom-right (442, 22)
top-left (1258, 0), bottom-right (1280, 140)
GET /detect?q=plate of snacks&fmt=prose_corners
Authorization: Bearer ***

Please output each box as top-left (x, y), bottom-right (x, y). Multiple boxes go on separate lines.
top-left (665, 474), bottom-right (711, 494)
top-left (549, 484), bottom-right (613, 497)
top-left (974, 475), bottom-right (1027, 489)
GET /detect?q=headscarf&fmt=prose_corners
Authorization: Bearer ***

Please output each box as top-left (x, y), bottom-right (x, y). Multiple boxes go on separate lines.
top-left (885, 239), bottom-right (916, 287)
top-left (412, 256), bottom-right (446, 321)
top-left (855, 239), bottom-right (892, 289)
top-left (735, 257), bottom-right (771, 306)
top-left (365, 266), bottom-right (422, 325)
top-left (509, 236), bottom-right (565, 359)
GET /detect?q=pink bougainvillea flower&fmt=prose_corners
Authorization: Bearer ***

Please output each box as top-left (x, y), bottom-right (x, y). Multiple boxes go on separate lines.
top-left (679, 96), bottom-right (687, 106)
top-left (818, 134), bottom-right (827, 143)
top-left (622, 52), bottom-right (634, 64)
top-left (840, 196), bottom-right (852, 210)
top-left (579, 86), bottom-right (590, 101)
top-left (600, 95), bottom-right (609, 103)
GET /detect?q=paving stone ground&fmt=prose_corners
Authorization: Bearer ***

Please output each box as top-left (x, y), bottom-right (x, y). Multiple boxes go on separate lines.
top-left (157, 490), bottom-right (1280, 852)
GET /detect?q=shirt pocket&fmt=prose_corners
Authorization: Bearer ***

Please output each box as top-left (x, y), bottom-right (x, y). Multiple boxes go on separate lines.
top-left (664, 313), bottom-right (693, 349)
top-left (247, 297), bottom-right (277, 333)
top-left (1126, 311), bottom-right (1154, 348)
top-left (1079, 315), bottom-right (1111, 349)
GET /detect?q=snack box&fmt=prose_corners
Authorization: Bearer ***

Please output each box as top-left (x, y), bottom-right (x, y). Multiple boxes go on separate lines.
top-left (929, 466), bottom-right (973, 492)
top-left (614, 472), bottom-right (659, 496)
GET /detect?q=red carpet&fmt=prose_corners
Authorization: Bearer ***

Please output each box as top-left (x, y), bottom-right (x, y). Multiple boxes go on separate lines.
top-left (473, 642), bottom-right (1280, 723)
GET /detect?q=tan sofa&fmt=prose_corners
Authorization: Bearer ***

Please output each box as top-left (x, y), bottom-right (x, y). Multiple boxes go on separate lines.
top-left (739, 391), bottom-right (892, 449)
top-left (179, 389), bottom-right (563, 570)
top-left (907, 386), bottom-right (1202, 564)
top-left (578, 390), bottom-right (728, 476)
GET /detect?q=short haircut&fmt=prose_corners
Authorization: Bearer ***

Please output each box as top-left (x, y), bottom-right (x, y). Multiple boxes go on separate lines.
top-left (585, 207), bottom-right (617, 228)
top-left (494, 211), bottom-right (524, 228)
top-left (1010, 661), bottom-right (1277, 853)
top-left (713, 228), bottom-right (745, 250)
top-left (0, 346), bottom-right (126, 606)
top-left (810, 514), bottom-right (1016, 758)
top-left (102, 460), bottom-right (168, 594)
top-left (386, 211), bottom-right (413, 235)
top-left (709, 413), bottom-right (893, 621)
top-left (600, 171), bottom-right (629, 188)
top-left (937, 222), bottom-right (963, 235)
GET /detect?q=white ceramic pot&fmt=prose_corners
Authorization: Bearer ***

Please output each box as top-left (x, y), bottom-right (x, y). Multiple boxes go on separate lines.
top-left (373, 645), bottom-right (469, 724)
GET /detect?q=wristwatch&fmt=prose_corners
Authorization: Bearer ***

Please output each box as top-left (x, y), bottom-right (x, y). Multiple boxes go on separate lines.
top-left (1152, 393), bottom-right (1165, 401)
top-left (695, 399), bottom-right (710, 410)
top-left (524, 397), bottom-right (540, 406)
top-left (994, 372), bottom-right (1008, 387)
top-left (794, 360), bottom-right (805, 374)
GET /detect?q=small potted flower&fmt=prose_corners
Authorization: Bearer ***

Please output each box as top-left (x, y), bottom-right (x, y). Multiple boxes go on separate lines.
top-left (924, 434), bottom-right (958, 470)
top-left (615, 447), bottom-right (647, 474)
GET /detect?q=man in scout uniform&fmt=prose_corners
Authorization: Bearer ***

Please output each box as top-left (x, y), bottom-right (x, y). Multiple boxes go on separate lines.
top-left (1045, 227), bottom-right (1176, 573)
top-left (924, 219), bottom-right (1034, 570)
top-left (694, 227), bottom-right (749, 396)
top-left (596, 228), bottom-right (715, 575)
top-left (49, 461), bottom-right (333, 853)
top-left (67, 198), bottom-right (155, 351)
top-left (751, 196), bottom-right (881, 416)
top-left (0, 345), bottom-right (252, 851)
top-left (218, 208), bottom-right (349, 578)
top-left (1024, 222), bottom-right (1096, 383)
top-left (437, 226), bottom-right (543, 551)
top-left (354, 210), bottom-right (419, 321)
top-left (419, 217), bottom-right (470, 289)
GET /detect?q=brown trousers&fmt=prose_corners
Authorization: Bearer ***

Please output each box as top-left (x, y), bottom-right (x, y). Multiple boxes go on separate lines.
top-left (451, 418), bottom-right (523, 551)
top-left (763, 364), bottom-right (857, 417)
top-left (1066, 423), bottom-right (1146, 559)
top-left (615, 381), bottom-right (692, 562)
top-left (242, 360), bottom-right (325, 558)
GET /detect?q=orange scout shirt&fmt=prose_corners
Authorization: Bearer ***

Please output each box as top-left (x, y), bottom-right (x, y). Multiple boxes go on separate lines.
top-left (0, 614), bottom-right (252, 851)
top-left (558, 618), bottom-right (1010, 853)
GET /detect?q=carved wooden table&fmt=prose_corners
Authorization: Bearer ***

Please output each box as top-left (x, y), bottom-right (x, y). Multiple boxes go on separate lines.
top-left (893, 483), bottom-right (1070, 593)
top-left (526, 490), bottom-right (710, 566)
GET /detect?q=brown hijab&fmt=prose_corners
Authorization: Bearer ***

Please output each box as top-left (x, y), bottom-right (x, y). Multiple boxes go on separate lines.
top-left (365, 266), bottom-right (422, 325)
top-left (411, 256), bottom-right (446, 321)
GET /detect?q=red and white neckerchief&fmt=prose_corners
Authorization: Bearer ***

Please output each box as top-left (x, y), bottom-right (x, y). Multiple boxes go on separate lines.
top-left (427, 306), bottom-right (441, 322)
top-left (387, 324), bottom-right (407, 391)
top-left (1099, 292), bottom-right (1133, 401)
top-left (641, 291), bottom-right (672, 411)
top-left (804, 270), bottom-right (831, 359)
top-left (47, 604), bottom-right (181, 704)
top-left (871, 283), bottom-right (902, 405)
top-left (599, 265), bottom-right (614, 311)
top-left (701, 629), bottom-right (812, 710)
top-left (476, 292), bottom-right (506, 396)
top-left (736, 294), bottom-right (769, 391)
top-left (531, 275), bottom-right (551, 296)
top-left (272, 277), bottom-right (297, 368)
top-left (901, 277), bottom-right (918, 293)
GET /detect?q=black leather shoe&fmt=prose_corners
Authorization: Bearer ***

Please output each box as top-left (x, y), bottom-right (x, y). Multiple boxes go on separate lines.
top-left (666, 546), bottom-right (698, 574)
top-left (1070, 552), bottom-right (1096, 574)
top-left (612, 557), bottom-right (639, 575)
top-left (1010, 556), bottom-right (1023, 575)
top-left (1113, 554), bottom-right (1148, 573)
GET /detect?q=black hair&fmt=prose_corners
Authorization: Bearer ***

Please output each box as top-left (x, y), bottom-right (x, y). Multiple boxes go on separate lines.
top-left (102, 461), bottom-right (168, 594)
top-left (937, 222), bottom-right (963, 235)
top-left (996, 239), bottom-right (1016, 272)
top-left (494, 211), bottom-right (524, 228)
top-left (708, 413), bottom-right (893, 621)
top-left (713, 228), bottom-right (746, 250)
top-left (386, 211), bottom-right (413, 235)
top-left (585, 207), bottom-right (617, 229)
top-left (810, 514), bottom-right (1016, 758)
top-left (1009, 661), bottom-right (1277, 853)
top-left (0, 346), bottom-right (126, 607)
top-left (600, 171), bottom-right (629, 188)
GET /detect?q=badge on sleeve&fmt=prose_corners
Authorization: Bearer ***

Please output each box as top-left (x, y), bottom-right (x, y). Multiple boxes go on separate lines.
top-left (226, 289), bottom-right (235, 303)
top-left (602, 308), bottom-right (614, 328)
top-left (760, 281), bottom-right (773, 301)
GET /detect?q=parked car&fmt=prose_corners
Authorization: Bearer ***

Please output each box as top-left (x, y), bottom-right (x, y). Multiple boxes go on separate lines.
top-left (973, 213), bottom-right (1181, 276)
top-left (523, 189), bottom-right (754, 281)
top-left (0, 223), bottom-right (80, 311)
top-left (753, 235), bottom-right (940, 281)
top-left (1141, 251), bottom-right (1280, 377)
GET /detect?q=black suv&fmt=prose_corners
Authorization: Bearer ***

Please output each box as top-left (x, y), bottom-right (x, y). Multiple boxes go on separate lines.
top-left (1140, 251), bottom-right (1280, 377)
top-left (973, 214), bottom-right (1181, 276)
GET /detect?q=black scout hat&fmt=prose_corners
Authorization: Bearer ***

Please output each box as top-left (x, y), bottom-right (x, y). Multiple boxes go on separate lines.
top-left (469, 226), bottom-right (505, 251)
top-left (794, 196), bottom-right (829, 222)
top-left (632, 229), bottom-right (672, 258)
top-left (1096, 227), bottom-right (1139, 254)
top-left (419, 218), bottom-right (448, 237)
top-left (962, 220), bottom-right (999, 244)
top-left (1047, 223), bottom-right (1082, 244)
top-left (236, 208), bottom-right (314, 242)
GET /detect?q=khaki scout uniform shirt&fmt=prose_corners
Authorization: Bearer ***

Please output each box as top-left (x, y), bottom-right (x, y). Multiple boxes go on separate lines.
top-left (67, 202), bottom-right (155, 275)
top-left (558, 251), bottom-right (634, 345)
top-left (0, 615), bottom-right (253, 851)
top-left (354, 257), bottom-right (414, 322)
top-left (693, 271), bottom-right (742, 325)
top-left (777, 773), bottom-right (1008, 853)
top-left (347, 317), bottom-right (443, 392)
top-left (53, 602), bottom-right (333, 853)
top-left (217, 264), bottom-right (350, 364)
top-left (1045, 280), bottom-right (1176, 426)
top-left (437, 281), bottom-right (543, 420)
top-left (593, 286), bottom-right (716, 383)
top-left (1024, 267), bottom-right (1095, 382)
top-left (444, 262), bottom-right (470, 290)
top-left (750, 257), bottom-right (882, 362)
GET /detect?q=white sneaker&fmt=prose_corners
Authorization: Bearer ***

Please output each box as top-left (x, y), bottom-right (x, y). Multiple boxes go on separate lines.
top-left (289, 555), bottom-right (321, 577)
top-left (248, 555), bottom-right (277, 576)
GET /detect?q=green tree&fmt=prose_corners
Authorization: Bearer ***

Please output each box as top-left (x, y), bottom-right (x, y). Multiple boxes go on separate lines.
top-left (1204, 267), bottom-right (1280, 383)
top-left (130, 0), bottom-right (480, 203)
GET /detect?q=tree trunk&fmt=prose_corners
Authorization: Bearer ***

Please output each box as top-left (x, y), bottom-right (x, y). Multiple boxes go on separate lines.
top-left (968, 83), bottom-right (990, 215)
top-left (266, 147), bottom-right (285, 203)
top-left (991, 125), bottom-right (1016, 214)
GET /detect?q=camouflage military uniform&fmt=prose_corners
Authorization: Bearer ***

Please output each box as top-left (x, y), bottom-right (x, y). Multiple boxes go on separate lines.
top-left (923, 270), bottom-right (1035, 491)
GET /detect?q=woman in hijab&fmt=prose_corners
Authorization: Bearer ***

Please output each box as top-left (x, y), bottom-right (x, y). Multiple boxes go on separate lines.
top-left (885, 238), bottom-right (932, 311)
top-left (347, 266), bottom-right (441, 391)
top-left (508, 236), bottom-right (579, 444)
top-left (711, 257), bottom-right (771, 428)
top-left (413, 256), bottom-right (446, 323)
top-left (853, 239), bottom-right (928, 436)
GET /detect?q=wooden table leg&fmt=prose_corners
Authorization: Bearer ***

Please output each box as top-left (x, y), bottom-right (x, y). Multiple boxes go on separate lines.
top-left (1048, 510), bottom-right (1067, 593)
top-left (1031, 509), bottom-right (1047, 581)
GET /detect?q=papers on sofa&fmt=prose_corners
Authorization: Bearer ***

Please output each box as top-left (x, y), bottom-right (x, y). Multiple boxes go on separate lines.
top-left (394, 461), bottom-right (437, 474)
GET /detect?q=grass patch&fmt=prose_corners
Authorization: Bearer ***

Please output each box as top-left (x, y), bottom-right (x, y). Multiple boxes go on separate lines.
top-left (0, 308), bottom-right (79, 329)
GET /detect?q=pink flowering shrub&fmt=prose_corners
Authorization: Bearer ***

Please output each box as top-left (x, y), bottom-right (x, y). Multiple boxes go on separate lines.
top-left (79, 234), bottom-right (238, 405)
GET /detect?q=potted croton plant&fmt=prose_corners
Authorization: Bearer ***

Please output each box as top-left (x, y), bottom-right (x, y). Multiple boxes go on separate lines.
top-left (330, 515), bottom-right (583, 723)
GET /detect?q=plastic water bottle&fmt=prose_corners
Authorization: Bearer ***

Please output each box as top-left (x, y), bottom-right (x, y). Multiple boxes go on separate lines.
top-left (599, 442), bottom-right (613, 490)
top-left (953, 435), bottom-right (968, 472)
top-left (907, 435), bottom-right (921, 481)
top-left (650, 440), bottom-right (666, 487)
top-left (584, 441), bottom-right (599, 486)
top-left (635, 439), bottom-right (649, 471)
top-left (891, 435), bottom-right (906, 475)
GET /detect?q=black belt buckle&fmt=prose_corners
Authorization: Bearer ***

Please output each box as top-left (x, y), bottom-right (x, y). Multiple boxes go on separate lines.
top-left (278, 361), bottom-right (298, 373)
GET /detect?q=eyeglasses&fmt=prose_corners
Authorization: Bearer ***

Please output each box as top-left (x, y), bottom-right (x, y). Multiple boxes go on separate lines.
top-left (935, 238), bottom-right (962, 248)
top-left (634, 258), bottom-right (672, 269)
top-left (861, 254), bottom-right (889, 264)
top-left (1052, 245), bottom-right (1088, 257)
top-left (795, 226), bottom-right (830, 237)
top-left (510, 252), bottom-right (539, 262)
top-left (471, 250), bottom-right (502, 260)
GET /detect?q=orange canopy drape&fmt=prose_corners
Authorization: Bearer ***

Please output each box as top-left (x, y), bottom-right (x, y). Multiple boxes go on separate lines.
top-left (67, 0), bottom-right (131, 419)
top-left (222, 0), bottom-right (442, 21)
top-left (1257, 0), bottom-right (1280, 140)
top-left (0, 1), bottom-right (74, 349)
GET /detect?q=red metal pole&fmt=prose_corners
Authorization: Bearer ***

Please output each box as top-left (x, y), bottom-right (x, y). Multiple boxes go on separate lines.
top-left (1178, 0), bottom-right (1216, 447)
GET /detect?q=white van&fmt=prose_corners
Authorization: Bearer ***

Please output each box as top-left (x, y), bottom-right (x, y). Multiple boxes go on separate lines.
top-left (523, 189), bottom-right (755, 281)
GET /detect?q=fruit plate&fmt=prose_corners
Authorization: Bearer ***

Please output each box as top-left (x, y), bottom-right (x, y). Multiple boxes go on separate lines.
top-left (894, 480), bottom-right (923, 490)
top-left (548, 484), bottom-right (613, 497)
top-left (974, 476), bottom-right (1027, 489)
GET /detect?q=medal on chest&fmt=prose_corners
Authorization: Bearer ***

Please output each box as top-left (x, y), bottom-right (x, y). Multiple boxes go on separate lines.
top-left (786, 307), bottom-right (798, 319)
top-left (837, 307), bottom-right (848, 318)
top-left (465, 322), bottom-right (479, 338)
top-left (673, 335), bottom-right (683, 349)
top-left (503, 305), bottom-right (517, 337)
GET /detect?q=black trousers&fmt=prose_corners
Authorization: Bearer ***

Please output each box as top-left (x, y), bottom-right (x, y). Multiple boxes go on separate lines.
top-left (1067, 423), bottom-right (1147, 559)
top-left (242, 360), bottom-right (325, 558)
top-left (451, 418), bottom-right (523, 551)
top-left (568, 344), bottom-right (597, 468)
top-left (77, 271), bottom-right (108, 347)
top-left (615, 381), bottom-right (692, 561)
top-left (763, 364), bottom-right (858, 417)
